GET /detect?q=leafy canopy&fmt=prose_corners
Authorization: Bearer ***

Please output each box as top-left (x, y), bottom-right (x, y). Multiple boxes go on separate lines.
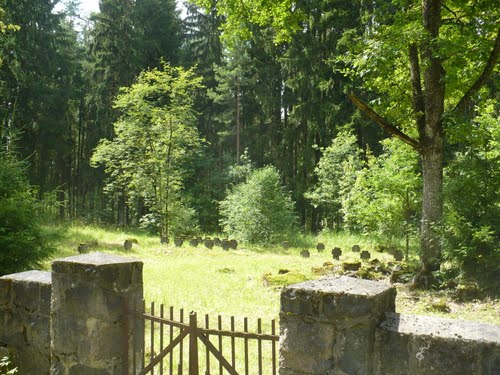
top-left (92, 62), bottom-right (203, 236)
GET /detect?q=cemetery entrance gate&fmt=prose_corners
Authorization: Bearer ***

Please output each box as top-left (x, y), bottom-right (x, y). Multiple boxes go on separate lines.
top-left (131, 302), bottom-right (279, 375)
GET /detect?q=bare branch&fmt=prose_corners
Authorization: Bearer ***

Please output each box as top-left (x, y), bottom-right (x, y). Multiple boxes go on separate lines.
top-left (442, 4), bottom-right (465, 27)
top-left (348, 92), bottom-right (420, 150)
top-left (455, 28), bottom-right (500, 112)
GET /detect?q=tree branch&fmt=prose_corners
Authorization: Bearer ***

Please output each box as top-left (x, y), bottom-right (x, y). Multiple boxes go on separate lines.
top-left (408, 44), bottom-right (426, 138)
top-left (348, 92), bottom-right (420, 150)
top-left (455, 28), bottom-right (500, 112)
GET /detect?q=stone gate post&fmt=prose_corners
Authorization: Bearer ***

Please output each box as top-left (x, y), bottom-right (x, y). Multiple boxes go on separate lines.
top-left (279, 276), bottom-right (396, 375)
top-left (50, 252), bottom-right (144, 375)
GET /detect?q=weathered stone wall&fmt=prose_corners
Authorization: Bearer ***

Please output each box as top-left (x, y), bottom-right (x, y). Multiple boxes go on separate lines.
top-left (0, 270), bottom-right (52, 374)
top-left (374, 313), bottom-right (500, 375)
top-left (279, 276), bottom-right (500, 375)
top-left (51, 252), bottom-right (144, 375)
top-left (279, 277), bottom-right (396, 375)
top-left (0, 253), bottom-right (143, 375)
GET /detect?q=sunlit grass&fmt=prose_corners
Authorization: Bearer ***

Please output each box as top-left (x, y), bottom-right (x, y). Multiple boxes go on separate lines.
top-left (46, 223), bottom-right (499, 326)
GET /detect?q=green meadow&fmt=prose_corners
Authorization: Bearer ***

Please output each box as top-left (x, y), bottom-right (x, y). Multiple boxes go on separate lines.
top-left (44, 224), bottom-right (499, 326)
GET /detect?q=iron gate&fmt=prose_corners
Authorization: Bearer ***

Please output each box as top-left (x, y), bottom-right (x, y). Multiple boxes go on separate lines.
top-left (131, 302), bottom-right (279, 375)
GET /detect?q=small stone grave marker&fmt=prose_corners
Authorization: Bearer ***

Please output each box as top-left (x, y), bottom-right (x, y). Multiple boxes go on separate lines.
top-left (213, 238), bottom-right (221, 246)
top-left (282, 241), bottom-right (290, 250)
top-left (387, 246), bottom-right (397, 256)
top-left (331, 247), bottom-right (342, 260)
top-left (204, 239), bottom-right (214, 250)
top-left (360, 250), bottom-right (371, 261)
top-left (316, 243), bottom-right (325, 252)
top-left (393, 250), bottom-right (404, 261)
top-left (229, 239), bottom-right (238, 250)
top-left (300, 250), bottom-right (310, 258)
top-left (196, 236), bottom-right (202, 242)
top-left (174, 238), bottom-right (184, 247)
top-left (78, 243), bottom-right (89, 254)
top-left (124, 240), bottom-right (133, 251)
top-left (190, 238), bottom-right (199, 247)
top-left (343, 262), bottom-right (361, 271)
top-left (352, 245), bottom-right (361, 252)
top-left (221, 239), bottom-right (230, 251)
top-left (160, 236), bottom-right (169, 244)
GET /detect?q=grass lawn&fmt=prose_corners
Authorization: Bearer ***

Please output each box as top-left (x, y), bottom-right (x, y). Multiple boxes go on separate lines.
top-left (43, 224), bottom-right (500, 326)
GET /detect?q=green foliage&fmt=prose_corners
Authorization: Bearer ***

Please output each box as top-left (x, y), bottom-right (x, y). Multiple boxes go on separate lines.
top-left (0, 153), bottom-right (54, 275)
top-left (305, 131), bottom-right (362, 229)
top-left (193, 0), bottom-right (304, 45)
top-left (0, 355), bottom-right (17, 375)
top-left (220, 166), bottom-right (298, 244)
top-left (342, 139), bottom-right (421, 246)
top-left (92, 63), bottom-right (203, 237)
top-left (443, 102), bottom-right (500, 277)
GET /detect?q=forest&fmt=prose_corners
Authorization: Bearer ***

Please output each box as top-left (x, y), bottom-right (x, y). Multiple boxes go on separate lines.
top-left (0, 0), bottom-right (498, 286)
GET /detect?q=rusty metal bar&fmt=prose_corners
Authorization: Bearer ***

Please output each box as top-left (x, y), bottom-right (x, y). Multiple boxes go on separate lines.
top-left (179, 308), bottom-right (184, 375)
top-left (218, 315), bottom-right (222, 375)
top-left (143, 314), bottom-right (278, 341)
top-left (272, 319), bottom-right (277, 375)
top-left (139, 329), bottom-right (189, 375)
top-left (150, 302), bottom-right (155, 375)
top-left (205, 314), bottom-right (210, 373)
top-left (169, 307), bottom-right (173, 375)
top-left (143, 314), bottom-right (190, 330)
top-left (230, 316), bottom-right (235, 370)
top-left (160, 304), bottom-right (164, 375)
top-left (257, 318), bottom-right (262, 375)
top-left (244, 317), bottom-right (249, 375)
top-left (197, 333), bottom-right (238, 375)
top-left (189, 312), bottom-right (199, 375)
top-left (196, 328), bottom-right (278, 341)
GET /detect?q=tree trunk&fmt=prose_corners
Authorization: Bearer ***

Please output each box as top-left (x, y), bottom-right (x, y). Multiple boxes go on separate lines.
top-left (420, 140), bottom-right (443, 272)
top-left (418, 0), bottom-right (445, 278)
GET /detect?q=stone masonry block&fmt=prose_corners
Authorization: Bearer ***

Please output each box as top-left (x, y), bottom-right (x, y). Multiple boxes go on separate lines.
top-left (280, 276), bottom-right (396, 375)
top-left (52, 252), bottom-right (143, 292)
top-left (281, 276), bottom-right (396, 322)
top-left (0, 270), bottom-right (52, 375)
top-left (375, 313), bottom-right (500, 375)
top-left (280, 314), bottom-right (336, 374)
top-left (51, 252), bottom-right (143, 375)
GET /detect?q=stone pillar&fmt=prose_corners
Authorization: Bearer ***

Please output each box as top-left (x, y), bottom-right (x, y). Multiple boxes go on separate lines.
top-left (279, 276), bottom-right (396, 375)
top-left (0, 270), bottom-right (52, 374)
top-left (50, 252), bottom-right (144, 375)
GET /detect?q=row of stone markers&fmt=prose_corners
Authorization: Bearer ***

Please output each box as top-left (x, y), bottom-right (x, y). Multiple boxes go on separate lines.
top-left (297, 242), bottom-right (404, 262)
top-left (161, 236), bottom-right (239, 250)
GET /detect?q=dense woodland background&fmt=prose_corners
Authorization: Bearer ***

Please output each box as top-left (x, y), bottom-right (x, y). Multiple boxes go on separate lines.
top-left (0, 0), bottom-right (498, 281)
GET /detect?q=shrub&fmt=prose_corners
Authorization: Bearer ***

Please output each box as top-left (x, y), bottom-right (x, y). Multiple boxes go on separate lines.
top-left (442, 104), bottom-right (500, 279)
top-left (0, 153), bottom-right (54, 275)
top-left (220, 166), bottom-right (298, 245)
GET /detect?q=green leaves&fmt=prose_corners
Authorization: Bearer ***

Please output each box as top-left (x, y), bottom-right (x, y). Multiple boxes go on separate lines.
top-left (0, 152), bottom-right (54, 275)
top-left (342, 138), bottom-right (421, 243)
top-left (92, 63), bottom-right (203, 236)
top-left (220, 166), bottom-right (298, 244)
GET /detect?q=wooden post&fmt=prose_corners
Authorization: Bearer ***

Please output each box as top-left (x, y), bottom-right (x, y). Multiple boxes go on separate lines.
top-left (189, 312), bottom-right (199, 375)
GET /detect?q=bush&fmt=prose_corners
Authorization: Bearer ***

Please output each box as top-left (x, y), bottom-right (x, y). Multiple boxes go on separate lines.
top-left (0, 153), bottom-right (54, 275)
top-left (442, 105), bottom-right (500, 279)
top-left (341, 139), bottom-right (421, 253)
top-left (220, 166), bottom-right (298, 245)
top-left (305, 131), bottom-right (362, 229)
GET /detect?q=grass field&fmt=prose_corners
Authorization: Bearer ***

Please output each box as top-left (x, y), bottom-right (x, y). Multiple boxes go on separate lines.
top-left (43, 224), bottom-right (499, 326)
